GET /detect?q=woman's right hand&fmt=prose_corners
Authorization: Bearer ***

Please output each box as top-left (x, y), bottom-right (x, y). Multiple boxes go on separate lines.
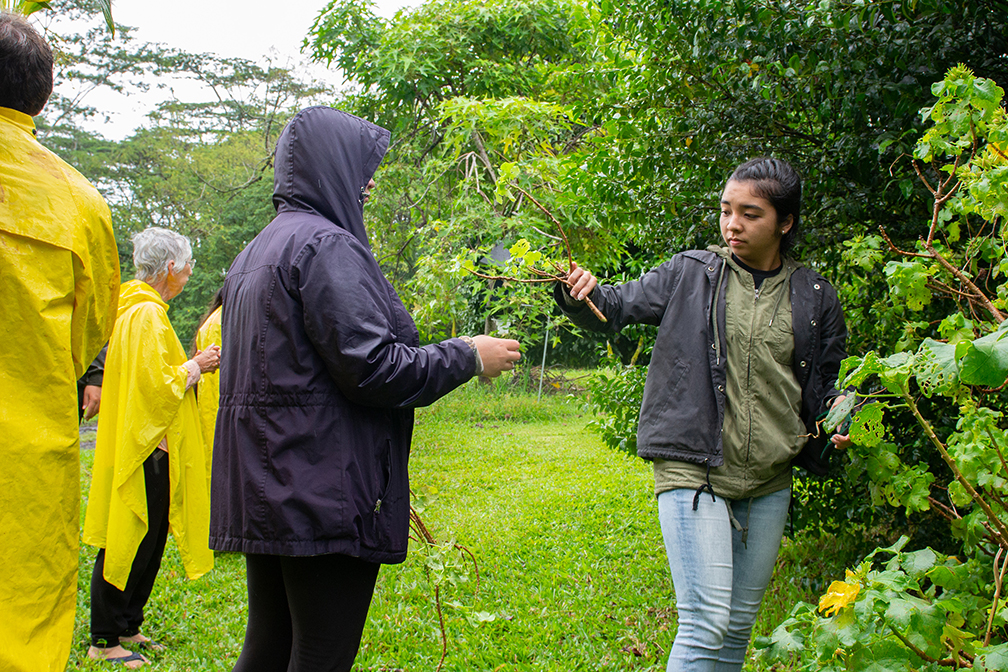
top-left (473, 336), bottom-right (522, 378)
top-left (193, 344), bottom-right (221, 374)
top-left (567, 262), bottom-right (597, 302)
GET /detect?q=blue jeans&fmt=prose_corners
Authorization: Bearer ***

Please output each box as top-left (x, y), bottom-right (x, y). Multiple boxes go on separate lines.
top-left (657, 487), bottom-right (790, 672)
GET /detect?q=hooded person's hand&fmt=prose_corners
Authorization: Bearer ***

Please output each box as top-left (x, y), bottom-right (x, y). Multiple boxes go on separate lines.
top-left (473, 336), bottom-right (522, 378)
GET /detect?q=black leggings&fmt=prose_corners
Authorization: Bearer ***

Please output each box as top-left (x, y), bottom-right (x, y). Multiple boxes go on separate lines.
top-left (233, 553), bottom-right (381, 672)
top-left (90, 449), bottom-right (170, 647)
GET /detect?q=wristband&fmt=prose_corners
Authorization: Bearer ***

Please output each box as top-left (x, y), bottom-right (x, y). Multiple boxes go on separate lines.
top-left (458, 336), bottom-right (484, 375)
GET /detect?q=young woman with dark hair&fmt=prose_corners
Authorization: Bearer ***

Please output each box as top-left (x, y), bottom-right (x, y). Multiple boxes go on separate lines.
top-left (558, 157), bottom-right (851, 671)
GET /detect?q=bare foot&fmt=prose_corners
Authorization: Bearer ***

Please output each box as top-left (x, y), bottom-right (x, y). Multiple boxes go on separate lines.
top-left (87, 644), bottom-right (148, 668)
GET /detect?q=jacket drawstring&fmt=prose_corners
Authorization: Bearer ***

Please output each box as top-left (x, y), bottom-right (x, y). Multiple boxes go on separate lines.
top-left (710, 260), bottom-right (727, 365)
top-left (697, 257), bottom-right (727, 511)
top-left (725, 497), bottom-right (754, 548)
top-left (692, 462), bottom-right (717, 511)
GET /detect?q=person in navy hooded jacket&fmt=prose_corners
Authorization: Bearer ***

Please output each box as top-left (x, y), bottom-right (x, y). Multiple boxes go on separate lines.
top-left (210, 107), bottom-right (521, 672)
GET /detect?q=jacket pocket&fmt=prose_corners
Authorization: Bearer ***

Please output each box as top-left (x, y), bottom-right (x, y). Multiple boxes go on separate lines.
top-left (371, 438), bottom-right (392, 516)
top-left (766, 306), bottom-right (796, 366)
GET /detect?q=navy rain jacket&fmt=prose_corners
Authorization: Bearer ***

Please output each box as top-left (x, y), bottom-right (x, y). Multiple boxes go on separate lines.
top-left (209, 107), bottom-right (478, 563)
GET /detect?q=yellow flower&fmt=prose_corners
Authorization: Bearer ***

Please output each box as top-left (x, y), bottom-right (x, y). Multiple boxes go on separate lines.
top-left (818, 571), bottom-right (862, 617)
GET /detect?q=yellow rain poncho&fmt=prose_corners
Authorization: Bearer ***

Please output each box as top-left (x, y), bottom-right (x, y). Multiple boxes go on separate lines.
top-left (83, 280), bottom-right (213, 589)
top-left (195, 305), bottom-right (222, 476)
top-left (0, 107), bottom-right (119, 672)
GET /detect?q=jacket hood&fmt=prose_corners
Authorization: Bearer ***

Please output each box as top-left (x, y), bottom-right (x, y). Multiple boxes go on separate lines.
top-left (118, 279), bottom-right (166, 316)
top-left (272, 107), bottom-right (390, 248)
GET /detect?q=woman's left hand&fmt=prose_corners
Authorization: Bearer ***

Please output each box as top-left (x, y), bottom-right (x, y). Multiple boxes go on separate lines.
top-left (194, 344), bottom-right (221, 374)
top-left (81, 384), bottom-right (102, 420)
top-left (829, 394), bottom-right (853, 450)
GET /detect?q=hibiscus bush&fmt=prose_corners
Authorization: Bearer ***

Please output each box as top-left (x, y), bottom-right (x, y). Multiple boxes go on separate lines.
top-left (756, 66), bottom-right (1008, 670)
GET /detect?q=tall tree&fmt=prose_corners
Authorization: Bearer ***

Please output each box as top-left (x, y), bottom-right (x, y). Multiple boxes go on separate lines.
top-left (32, 1), bottom-right (331, 342)
top-left (307, 0), bottom-right (631, 346)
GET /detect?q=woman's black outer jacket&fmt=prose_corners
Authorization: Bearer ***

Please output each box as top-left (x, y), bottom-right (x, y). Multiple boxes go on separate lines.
top-left (557, 249), bottom-right (847, 476)
top-left (209, 108), bottom-right (477, 563)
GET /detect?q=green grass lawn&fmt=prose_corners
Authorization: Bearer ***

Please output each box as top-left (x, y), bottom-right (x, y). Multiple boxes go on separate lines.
top-left (67, 381), bottom-right (850, 671)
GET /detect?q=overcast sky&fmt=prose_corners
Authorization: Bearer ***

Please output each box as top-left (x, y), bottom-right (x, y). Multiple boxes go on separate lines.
top-left (111, 0), bottom-right (408, 66)
top-left (51, 0), bottom-right (411, 138)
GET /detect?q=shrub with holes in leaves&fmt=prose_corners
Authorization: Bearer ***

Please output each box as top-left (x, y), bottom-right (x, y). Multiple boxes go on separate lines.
top-left (756, 66), bottom-right (1008, 670)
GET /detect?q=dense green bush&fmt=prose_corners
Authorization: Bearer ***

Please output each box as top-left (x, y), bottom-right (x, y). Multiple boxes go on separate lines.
top-left (758, 66), bottom-right (1008, 670)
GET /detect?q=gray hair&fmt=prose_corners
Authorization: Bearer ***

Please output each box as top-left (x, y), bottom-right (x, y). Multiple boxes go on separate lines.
top-left (132, 227), bottom-right (193, 283)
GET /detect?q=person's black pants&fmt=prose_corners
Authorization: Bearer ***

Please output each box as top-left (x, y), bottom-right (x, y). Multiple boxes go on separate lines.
top-left (90, 449), bottom-right (170, 647)
top-left (233, 553), bottom-right (381, 672)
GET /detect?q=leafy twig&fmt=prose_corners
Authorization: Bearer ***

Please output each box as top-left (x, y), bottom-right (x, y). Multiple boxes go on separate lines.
top-left (986, 548), bottom-right (1008, 646)
top-left (467, 266), bottom-right (608, 322)
top-left (902, 392), bottom-right (1008, 547)
top-left (408, 503), bottom-right (482, 672)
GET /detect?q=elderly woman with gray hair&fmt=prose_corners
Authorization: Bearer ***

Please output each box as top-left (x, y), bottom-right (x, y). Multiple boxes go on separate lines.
top-left (83, 227), bottom-right (220, 667)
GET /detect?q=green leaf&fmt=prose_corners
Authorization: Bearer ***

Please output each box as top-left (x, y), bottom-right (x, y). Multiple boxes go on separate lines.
top-left (19, 1), bottom-right (50, 15)
top-left (823, 394), bottom-right (856, 433)
top-left (849, 403), bottom-right (885, 448)
top-left (508, 239), bottom-right (531, 260)
top-left (976, 642), bottom-right (1008, 670)
top-left (97, 0), bottom-right (114, 37)
top-left (916, 339), bottom-right (960, 396)
top-left (760, 621), bottom-right (805, 659)
top-left (869, 535), bottom-right (910, 559)
top-left (885, 260), bottom-right (932, 311)
top-left (899, 177), bottom-right (915, 199)
top-left (948, 480), bottom-right (972, 507)
top-left (839, 351), bottom-right (896, 389)
top-left (902, 548), bottom-right (938, 575)
top-left (927, 565), bottom-right (962, 590)
top-left (959, 324), bottom-right (1008, 387)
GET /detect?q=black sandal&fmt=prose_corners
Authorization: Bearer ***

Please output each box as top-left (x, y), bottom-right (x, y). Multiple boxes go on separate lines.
top-left (97, 650), bottom-right (147, 666)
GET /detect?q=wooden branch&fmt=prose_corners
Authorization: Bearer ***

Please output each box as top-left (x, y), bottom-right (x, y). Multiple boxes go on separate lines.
top-left (879, 226), bottom-right (930, 258)
top-left (409, 505), bottom-right (437, 544)
top-left (888, 623), bottom-right (971, 668)
top-left (454, 543), bottom-right (481, 593)
top-left (983, 485), bottom-right (1008, 516)
top-left (928, 495), bottom-right (960, 522)
top-left (926, 238), bottom-right (1004, 323)
top-left (464, 178), bottom-right (608, 322)
top-left (880, 218), bottom-right (1003, 323)
top-left (903, 392), bottom-right (1008, 547)
top-left (467, 267), bottom-right (607, 322)
top-left (979, 379), bottom-right (1008, 394)
top-left (925, 279), bottom-right (983, 300)
top-left (927, 180), bottom-right (961, 246)
top-left (530, 224), bottom-right (562, 241)
top-left (511, 184), bottom-right (574, 273)
top-left (912, 159), bottom-right (937, 196)
top-left (434, 584), bottom-right (447, 672)
top-left (471, 131), bottom-right (498, 183)
top-left (468, 269), bottom-right (557, 284)
top-left (990, 142), bottom-right (1008, 163)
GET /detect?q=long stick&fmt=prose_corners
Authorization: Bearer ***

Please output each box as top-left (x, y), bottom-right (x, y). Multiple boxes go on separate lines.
top-left (467, 268), bottom-right (608, 323)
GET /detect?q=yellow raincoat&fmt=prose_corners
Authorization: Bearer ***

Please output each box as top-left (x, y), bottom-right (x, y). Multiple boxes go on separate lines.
top-left (0, 107), bottom-right (119, 672)
top-left (83, 280), bottom-right (213, 589)
top-left (195, 305), bottom-right (222, 477)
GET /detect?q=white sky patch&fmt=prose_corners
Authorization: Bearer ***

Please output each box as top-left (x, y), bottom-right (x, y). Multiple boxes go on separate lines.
top-left (47, 0), bottom-right (411, 140)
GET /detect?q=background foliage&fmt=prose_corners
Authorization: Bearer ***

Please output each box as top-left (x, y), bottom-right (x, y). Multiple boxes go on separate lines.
top-left (25, 0), bottom-right (1008, 667)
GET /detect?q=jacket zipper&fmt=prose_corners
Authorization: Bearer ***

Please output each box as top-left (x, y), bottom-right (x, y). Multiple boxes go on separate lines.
top-left (745, 283), bottom-right (759, 466)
